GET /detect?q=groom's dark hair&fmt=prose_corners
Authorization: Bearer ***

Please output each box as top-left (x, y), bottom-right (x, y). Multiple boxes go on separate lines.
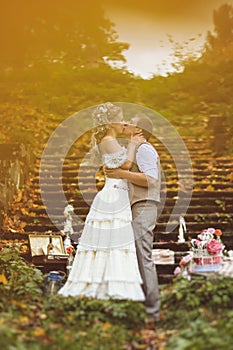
top-left (134, 114), bottom-right (153, 140)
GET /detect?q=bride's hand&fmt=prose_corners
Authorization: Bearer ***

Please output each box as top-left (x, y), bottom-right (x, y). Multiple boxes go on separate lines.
top-left (130, 132), bottom-right (146, 145)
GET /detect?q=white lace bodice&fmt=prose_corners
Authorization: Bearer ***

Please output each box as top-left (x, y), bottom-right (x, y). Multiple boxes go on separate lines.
top-left (102, 147), bottom-right (127, 169)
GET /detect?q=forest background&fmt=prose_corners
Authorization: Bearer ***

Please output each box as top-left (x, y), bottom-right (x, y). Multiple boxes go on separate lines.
top-left (0, 0), bottom-right (233, 155)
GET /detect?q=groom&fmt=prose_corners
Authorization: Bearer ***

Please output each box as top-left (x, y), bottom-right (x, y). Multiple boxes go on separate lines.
top-left (106, 114), bottom-right (161, 321)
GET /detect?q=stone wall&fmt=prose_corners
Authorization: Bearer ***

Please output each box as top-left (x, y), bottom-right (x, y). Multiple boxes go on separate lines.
top-left (0, 144), bottom-right (31, 225)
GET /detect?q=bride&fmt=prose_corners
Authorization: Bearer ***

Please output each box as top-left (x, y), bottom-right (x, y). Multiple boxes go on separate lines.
top-left (58, 102), bottom-right (145, 301)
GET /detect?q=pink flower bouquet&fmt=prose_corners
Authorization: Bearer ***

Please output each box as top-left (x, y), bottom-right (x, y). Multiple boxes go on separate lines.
top-left (206, 239), bottom-right (222, 255)
top-left (191, 228), bottom-right (224, 271)
top-left (191, 227), bottom-right (223, 251)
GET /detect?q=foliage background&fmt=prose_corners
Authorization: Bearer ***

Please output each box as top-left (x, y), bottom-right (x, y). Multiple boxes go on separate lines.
top-left (0, 1), bottom-right (233, 154)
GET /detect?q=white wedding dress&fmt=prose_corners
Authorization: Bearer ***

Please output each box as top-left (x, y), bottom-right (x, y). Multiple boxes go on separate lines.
top-left (59, 147), bottom-right (145, 301)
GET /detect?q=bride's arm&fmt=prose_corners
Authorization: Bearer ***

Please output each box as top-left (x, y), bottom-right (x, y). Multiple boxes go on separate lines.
top-left (122, 134), bottom-right (145, 169)
top-left (100, 135), bottom-right (144, 170)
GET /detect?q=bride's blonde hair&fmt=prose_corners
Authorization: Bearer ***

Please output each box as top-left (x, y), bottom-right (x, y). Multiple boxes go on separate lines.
top-left (92, 102), bottom-right (122, 143)
top-left (90, 102), bottom-right (122, 164)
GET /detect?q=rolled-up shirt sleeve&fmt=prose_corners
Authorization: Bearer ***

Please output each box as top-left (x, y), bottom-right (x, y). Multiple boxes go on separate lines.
top-left (135, 143), bottom-right (159, 179)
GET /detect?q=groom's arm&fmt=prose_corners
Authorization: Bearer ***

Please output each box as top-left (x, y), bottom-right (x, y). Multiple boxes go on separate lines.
top-left (105, 168), bottom-right (156, 188)
top-left (105, 143), bottom-right (159, 187)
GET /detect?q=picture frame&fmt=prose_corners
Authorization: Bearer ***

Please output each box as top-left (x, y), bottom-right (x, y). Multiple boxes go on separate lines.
top-left (28, 234), bottom-right (65, 256)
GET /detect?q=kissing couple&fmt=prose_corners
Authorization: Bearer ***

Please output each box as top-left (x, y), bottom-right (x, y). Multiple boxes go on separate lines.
top-left (59, 102), bottom-right (161, 320)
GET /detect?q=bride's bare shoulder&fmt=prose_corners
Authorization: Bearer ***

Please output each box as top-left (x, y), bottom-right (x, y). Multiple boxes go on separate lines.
top-left (101, 135), bottom-right (115, 142)
top-left (100, 136), bottom-right (122, 153)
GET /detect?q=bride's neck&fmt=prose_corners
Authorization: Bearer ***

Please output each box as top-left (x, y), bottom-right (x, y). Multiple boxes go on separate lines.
top-left (106, 128), bottom-right (116, 138)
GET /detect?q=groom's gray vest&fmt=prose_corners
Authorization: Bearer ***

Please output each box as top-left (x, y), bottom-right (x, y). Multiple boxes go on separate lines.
top-left (129, 143), bottom-right (161, 206)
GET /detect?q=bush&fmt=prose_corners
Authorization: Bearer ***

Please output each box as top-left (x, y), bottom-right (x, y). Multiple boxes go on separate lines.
top-left (0, 247), bottom-right (43, 304)
top-left (161, 276), bottom-right (233, 349)
top-left (0, 247), bottom-right (147, 349)
top-left (44, 294), bottom-right (147, 329)
top-left (161, 275), bottom-right (233, 328)
top-left (166, 311), bottom-right (233, 350)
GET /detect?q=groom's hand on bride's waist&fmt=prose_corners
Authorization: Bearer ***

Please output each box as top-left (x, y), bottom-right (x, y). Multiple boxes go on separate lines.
top-left (105, 167), bottom-right (155, 188)
top-left (105, 168), bottom-right (125, 179)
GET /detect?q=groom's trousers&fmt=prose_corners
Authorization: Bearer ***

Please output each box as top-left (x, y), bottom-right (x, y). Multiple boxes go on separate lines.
top-left (131, 201), bottom-right (160, 317)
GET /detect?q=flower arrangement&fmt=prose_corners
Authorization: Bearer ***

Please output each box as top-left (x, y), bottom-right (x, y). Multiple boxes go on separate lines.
top-left (191, 228), bottom-right (223, 253)
top-left (191, 228), bottom-right (223, 271)
top-left (65, 246), bottom-right (74, 255)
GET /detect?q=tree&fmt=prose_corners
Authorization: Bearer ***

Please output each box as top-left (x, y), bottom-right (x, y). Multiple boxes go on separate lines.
top-left (0, 0), bottom-right (129, 69)
top-left (206, 3), bottom-right (233, 51)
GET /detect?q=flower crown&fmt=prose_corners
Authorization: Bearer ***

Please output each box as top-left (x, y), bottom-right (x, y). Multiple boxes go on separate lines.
top-left (92, 102), bottom-right (121, 127)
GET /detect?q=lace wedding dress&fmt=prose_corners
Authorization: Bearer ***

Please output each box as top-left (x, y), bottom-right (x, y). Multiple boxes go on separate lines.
top-left (59, 147), bottom-right (145, 301)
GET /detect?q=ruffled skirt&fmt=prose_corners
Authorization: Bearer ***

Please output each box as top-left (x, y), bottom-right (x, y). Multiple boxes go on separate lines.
top-left (59, 178), bottom-right (145, 301)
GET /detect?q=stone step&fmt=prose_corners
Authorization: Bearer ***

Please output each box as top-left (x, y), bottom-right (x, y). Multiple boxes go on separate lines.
top-left (31, 193), bottom-right (233, 206)
top-left (36, 188), bottom-right (233, 197)
top-left (23, 221), bottom-right (232, 236)
top-left (37, 160), bottom-right (233, 172)
top-left (158, 274), bottom-right (175, 284)
top-left (154, 230), bottom-right (233, 239)
top-left (39, 153), bottom-right (217, 164)
top-left (21, 212), bottom-right (233, 227)
top-left (31, 175), bottom-right (233, 185)
top-left (153, 221), bottom-right (232, 232)
top-left (35, 173), bottom-right (233, 186)
top-left (39, 159), bottom-right (230, 171)
top-left (31, 174), bottom-right (233, 186)
top-left (156, 264), bottom-right (178, 276)
top-left (32, 196), bottom-right (233, 213)
top-left (29, 203), bottom-right (233, 216)
top-left (31, 182), bottom-right (233, 193)
top-left (39, 144), bottom-right (214, 155)
top-left (154, 233), bottom-right (233, 250)
top-left (38, 153), bottom-right (233, 162)
top-left (153, 242), bottom-right (189, 251)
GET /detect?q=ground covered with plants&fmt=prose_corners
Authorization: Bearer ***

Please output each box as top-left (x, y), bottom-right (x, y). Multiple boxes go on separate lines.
top-left (0, 247), bottom-right (233, 349)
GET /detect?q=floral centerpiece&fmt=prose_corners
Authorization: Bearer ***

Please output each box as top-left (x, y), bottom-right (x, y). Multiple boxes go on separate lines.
top-left (191, 228), bottom-right (223, 272)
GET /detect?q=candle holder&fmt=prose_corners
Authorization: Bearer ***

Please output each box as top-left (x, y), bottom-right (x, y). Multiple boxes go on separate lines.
top-left (178, 216), bottom-right (186, 243)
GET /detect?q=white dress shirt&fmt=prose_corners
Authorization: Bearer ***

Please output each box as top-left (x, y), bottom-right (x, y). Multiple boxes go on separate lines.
top-left (136, 143), bottom-right (159, 180)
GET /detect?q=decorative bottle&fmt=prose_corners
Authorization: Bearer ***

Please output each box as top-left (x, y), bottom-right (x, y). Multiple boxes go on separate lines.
top-left (47, 235), bottom-right (54, 255)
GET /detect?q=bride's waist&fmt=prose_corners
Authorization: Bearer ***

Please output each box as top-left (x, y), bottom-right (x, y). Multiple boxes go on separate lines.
top-left (105, 177), bottom-right (127, 185)
top-left (104, 178), bottom-right (129, 190)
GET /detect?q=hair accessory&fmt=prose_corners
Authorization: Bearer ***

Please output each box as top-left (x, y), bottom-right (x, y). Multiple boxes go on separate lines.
top-left (92, 102), bottom-right (121, 127)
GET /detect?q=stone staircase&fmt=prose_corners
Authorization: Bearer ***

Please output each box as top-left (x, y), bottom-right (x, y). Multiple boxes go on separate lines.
top-left (1, 121), bottom-right (233, 284)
